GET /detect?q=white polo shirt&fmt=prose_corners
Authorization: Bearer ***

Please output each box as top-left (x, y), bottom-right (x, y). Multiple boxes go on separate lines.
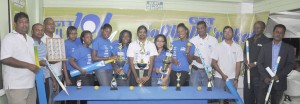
top-left (190, 34), bottom-right (218, 68)
top-left (210, 41), bottom-right (243, 79)
top-left (127, 40), bottom-right (158, 69)
top-left (1, 31), bottom-right (36, 89)
top-left (41, 33), bottom-right (63, 78)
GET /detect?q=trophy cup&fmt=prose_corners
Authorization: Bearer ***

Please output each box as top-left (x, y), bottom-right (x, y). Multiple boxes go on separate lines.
top-left (110, 71), bottom-right (118, 90)
top-left (176, 73), bottom-right (181, 91)
top-left (157, 45), bottom-right (173, 85)
top-left (136, 42), bottom-right (148, 87)
top-left (115, 43), bottom-right (127, 80)
top-left (207, 67), bottom-right (213, 91)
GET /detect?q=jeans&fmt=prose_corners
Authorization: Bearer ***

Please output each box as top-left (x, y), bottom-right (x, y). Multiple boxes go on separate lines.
top-left (189, 68), bottom-right (208, 86)
top-left (95, 69), bottom-right (113, 86)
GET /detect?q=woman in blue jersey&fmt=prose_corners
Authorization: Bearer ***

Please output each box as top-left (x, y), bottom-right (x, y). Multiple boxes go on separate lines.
top-left (112, 30), bottom-right (132, 86)
top-left (63, 26), bottom-right (80, 86)
top-left (169, 23), bottom-right (195, 86)
top-left (69, 30), bottom-right (94, 86)
top-left (152, 34), bottom-right (171, 86)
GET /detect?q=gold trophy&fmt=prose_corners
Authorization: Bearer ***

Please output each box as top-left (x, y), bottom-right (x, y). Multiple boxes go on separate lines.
top-left (136, 42), bottom-right (148, 87)
top-left (176, 73), bottom-right (181, 91)
top-left (115, 43), bottom-right (127, 80)
top-left (157, 45), bottom-right (173, 85)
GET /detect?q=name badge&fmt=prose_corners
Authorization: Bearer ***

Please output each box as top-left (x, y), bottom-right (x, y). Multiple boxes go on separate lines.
top-left (117, 52), bottom-right (124, 56)
top-left (257, 44), bottom-right (262, 47)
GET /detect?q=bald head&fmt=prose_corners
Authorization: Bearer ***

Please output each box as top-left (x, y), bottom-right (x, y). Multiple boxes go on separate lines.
top-left (43, 17), bottom-right (55, 35)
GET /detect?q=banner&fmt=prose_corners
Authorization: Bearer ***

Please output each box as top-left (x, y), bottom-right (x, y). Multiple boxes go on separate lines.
top-left (9, 0), bottom-right (27, 31)
top-left (44, 7), bottom-right (269, 46)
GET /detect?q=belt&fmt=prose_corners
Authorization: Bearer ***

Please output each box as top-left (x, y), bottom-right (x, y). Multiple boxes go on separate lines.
top-left (191, 65), bottom-right (205, 70)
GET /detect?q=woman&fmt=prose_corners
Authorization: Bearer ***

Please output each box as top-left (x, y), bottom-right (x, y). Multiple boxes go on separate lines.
top-left (112, 30), bottom-right (132, 86)
top-left (152, 34), bottom-right (171, 86)
top-left (169, 23), bottom-right (195, 86)
top-left (69, 30), bottom-right (94, 86)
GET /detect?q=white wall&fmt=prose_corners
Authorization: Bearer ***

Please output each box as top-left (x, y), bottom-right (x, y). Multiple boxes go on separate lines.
top-left (254, 0), bottom-right (300, 13)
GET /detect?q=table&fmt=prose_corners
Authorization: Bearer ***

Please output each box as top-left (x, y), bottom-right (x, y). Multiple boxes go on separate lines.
top-left (54, 86), bottom-right (236, 104)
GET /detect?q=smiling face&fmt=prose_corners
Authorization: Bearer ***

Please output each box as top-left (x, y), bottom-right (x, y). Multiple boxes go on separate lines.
top-left (155, 36), bottom-right (165, 49)
top-left (197, 24), bottom-right (206, 36)
top-left (137, 28), bottom-right (147, 40)
top-left (177, 26), bottom-right (187, 39)
top-left (82, 33), bottom-right (93, 46)
top-left (121, 32), bottom-right (131, 45)
top-left (223, 28), bottom-right (233, 41)
top-left (101, 27), bottom-right (112, 39)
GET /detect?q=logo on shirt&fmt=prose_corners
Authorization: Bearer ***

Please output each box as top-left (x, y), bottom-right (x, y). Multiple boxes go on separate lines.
top-left (180, 47), bottom-right (186, 51)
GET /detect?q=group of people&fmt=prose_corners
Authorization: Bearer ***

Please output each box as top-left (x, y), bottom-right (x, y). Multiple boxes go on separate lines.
top-left (1, 12), bottom-right (296, 104)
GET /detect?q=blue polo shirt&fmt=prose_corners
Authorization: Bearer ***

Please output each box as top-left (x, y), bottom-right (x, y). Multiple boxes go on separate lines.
top-left (171, 40), bottom-right (195, 72)
top-left (65, 39), bottom-right (80, 71)
top-left (112, 44), bottom-right (129, 73)
top-left (92, 36), bottom-right (113, 70)
top-left (152, 49), bottom-right (167, 78)
top-left (71, 45), bottom-right (93, 68)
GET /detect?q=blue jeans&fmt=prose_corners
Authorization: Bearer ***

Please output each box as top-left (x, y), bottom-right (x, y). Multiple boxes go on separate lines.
top-left (95, 69), bottom-right (113, 86)
top-left (189, 68), bottom-right (208, 86)
top-left (213, 77), bottom-right (236, 104)
top-left (47, 75), bottom-right (62, 104)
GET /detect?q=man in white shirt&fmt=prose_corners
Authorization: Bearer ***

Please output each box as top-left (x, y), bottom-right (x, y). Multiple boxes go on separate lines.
top-left (190, 21), bottom-right (218, 86)
top-left (127, 25), bottom-right (158, 86)
top-left (1, 12), bottom-right (39, 104)
top-left (211, 26), bottom-right (243, 90)
top-left (42, 17), bottom-right (70, 104)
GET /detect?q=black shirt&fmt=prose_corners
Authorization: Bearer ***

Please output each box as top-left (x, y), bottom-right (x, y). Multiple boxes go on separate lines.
top-left (244, 34), bottom-right (271, 77)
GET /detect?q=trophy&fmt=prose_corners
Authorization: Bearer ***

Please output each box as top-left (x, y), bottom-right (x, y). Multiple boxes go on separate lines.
top-left (136, 42), bottom-right (148, 87)
top-left (115, 43), bottom-right (127, 80)
top-left (110, 71), bottom-right (118, 90)
top-left (207, 67), bottom-right (213, 91)
top-left (176, 73), bottom-right (181, 91)
top-left (157, 45), bottom-right (173, 85)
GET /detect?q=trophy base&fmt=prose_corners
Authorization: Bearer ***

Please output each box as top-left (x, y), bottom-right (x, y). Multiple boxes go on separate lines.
top-left (207, 87), bottom-right (212, 91)
top-left (176, 86), bottom-right (181, 91)
top-left (110, 87), bottom-right (118, 90)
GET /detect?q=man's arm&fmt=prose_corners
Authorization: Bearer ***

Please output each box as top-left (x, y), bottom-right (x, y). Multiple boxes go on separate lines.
top-left (277, 46), bottom-right (296, 79)
top-left (257, 45), bottom-right (270, 82)
top-left (211, 59), bottom-right (227, 80)
top-left (1, 57), bottom-right (39, 73)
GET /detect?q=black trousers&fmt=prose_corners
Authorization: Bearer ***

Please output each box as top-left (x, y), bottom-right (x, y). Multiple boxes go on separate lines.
top-left (169, 70), bottom-right (189, 86)
top-left (129, 70), bottom-right (151, 86)
top-left (257, 86), bottom-right (284, 104)
top-left (243, 76), bottom-right (261, 104)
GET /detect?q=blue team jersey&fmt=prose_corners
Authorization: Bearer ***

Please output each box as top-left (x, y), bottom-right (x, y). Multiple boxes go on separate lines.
top-left (152, 49), bottom-right (167, 78)
top-left (171, 40), bottom-right (195, 72)
top-left (112, 44), bottom-right (129, 73)
top-left (65, 39), bottom-right (80, 71)
top-left (91, 36), bottom-right (113, 70)
top-left (71, 45), bottom-right (93, 68)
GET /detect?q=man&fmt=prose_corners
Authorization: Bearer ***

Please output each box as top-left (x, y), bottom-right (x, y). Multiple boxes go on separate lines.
top-left (243, 21), bottom-right (270, 104)
top-left (211, 26), bottom-right (243, 90)
top-left (127, 25), bottom-right (158, 86)
top-left (189, 21), bottom-right (218, 86)
top-left (92, 24), bottom-right (117, 86)
top-left (257, 24), bottom-right (295, 104)
top-left (1, 12), bottom-right (39, 104)
top-left (42, 17), bottom-right (71, 104)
